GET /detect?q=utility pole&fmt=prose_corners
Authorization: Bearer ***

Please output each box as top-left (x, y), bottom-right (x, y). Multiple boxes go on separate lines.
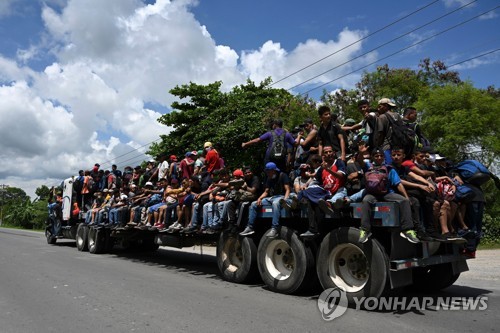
top-left (0, 184), bottom-right (9, 226)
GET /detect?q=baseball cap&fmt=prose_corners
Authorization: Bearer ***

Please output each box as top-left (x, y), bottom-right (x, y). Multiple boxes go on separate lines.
top-left (378, 98), bottom-right (396, 107)
top-left (233, 169), bottom-right (244, 177)
top-left (204, 142), bottom-right (213, 148)
top-left (264, 162), bottom-right (280, 172)
top-left (169, 155), bottom-right (177, 161)
top-left (145, 181), bottom-right (154, 187)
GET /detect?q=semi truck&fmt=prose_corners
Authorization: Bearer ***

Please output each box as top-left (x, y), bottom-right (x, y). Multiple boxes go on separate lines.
top-left (45, 177), bottom-right (471, 304)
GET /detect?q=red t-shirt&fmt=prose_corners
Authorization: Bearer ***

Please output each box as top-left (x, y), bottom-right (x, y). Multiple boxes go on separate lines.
top-left (320, 163), bottom-right (345, 195)
top-left (205, 149), bottom-right (221, 173)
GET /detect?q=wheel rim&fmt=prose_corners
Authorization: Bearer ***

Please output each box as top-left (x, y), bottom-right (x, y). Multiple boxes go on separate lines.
top-left (88, 230), bottom-right (96, 248)
top-left (222, 237), bottom-right (243, 273)
top-left (328, 243), bottom-right (369, 292)
top-left (264, 239), bottom-right (295, 281)
top-left (76, 228), bottom-right (84, 247)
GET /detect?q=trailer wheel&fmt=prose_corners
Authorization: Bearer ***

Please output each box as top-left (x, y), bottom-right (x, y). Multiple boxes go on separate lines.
top-left (411, 263), bottom-right (460, 292)
top-left (257, 227), bottom-right (315, 294)
top-left (88, 228), bottom-right (105, 254)
top-left (76, 224), bottom-right (88, 252)
top-left (217, 231), bottom-right (258, 283)
top-left (45, 228), bottom-right (57, 245)
top-left (317, 227), bottom-right (389, 302)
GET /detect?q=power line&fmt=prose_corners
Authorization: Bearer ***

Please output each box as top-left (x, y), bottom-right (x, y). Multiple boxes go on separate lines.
top-left (98, 138), bottom-right (161, 168)
top-left (299, 5), bottom-right (500, 96)
top-left (287, 0), bottom-right (478, 91)
top-left (96, 0), bottom-right (444, 169)
top-left (447, 48), bottom-right (500, 69)
top-left (270, 0), bottom-right (443, 86)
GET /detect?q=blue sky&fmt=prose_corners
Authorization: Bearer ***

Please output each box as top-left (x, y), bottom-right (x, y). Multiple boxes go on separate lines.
top-left (0, 0), bottom-right (498, 198)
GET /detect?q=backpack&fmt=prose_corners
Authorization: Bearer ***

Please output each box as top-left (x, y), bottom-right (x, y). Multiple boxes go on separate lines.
top-left (454, 160), bottom-right (491, 186)
top-left (364, 165), bottom-right (389, 196)
top-left (437, 181), bottom-right (455, 201)
top-left (385, 112), bottom-right (417, 156)
top-left (270, 130), bottom-right (287, 161)
top-left (453, 182), bottom-right (474, 203)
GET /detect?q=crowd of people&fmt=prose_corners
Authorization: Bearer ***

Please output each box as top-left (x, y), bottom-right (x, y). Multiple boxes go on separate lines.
top-left (60, 98), bottom-right (494, 257)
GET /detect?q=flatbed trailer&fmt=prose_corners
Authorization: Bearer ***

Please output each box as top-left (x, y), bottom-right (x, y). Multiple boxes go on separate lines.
top-left (45, 177), bottom-right (471, 304)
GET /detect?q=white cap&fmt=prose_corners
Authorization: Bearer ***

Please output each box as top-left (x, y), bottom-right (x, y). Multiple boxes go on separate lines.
top-left (145, 181), bottom-right (154, 187)
top-left (378, 98), bottom-right (396, 107)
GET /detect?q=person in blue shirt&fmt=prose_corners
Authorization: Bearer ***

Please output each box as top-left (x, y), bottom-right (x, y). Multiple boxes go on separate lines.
top-left (357, 146), bottom-right (419, 244)
top-left (240, 162), bottom-right (292, 238)
top-left (242, 119), bottom-right (296, 172)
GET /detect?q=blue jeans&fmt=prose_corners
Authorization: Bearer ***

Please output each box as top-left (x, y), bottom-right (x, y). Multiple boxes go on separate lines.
top-left (247, 195), bottom-right (284, 229)
top-left (109, 208), bottom-right (119, 225)
top-left (348, 189), bottom-right (365, 202)
top-left (191, 202), bottom-right (201, 227)
top-left (85, 211), bottom-right (92, 224)
top-left (325, 187), bottom-right (348, 204)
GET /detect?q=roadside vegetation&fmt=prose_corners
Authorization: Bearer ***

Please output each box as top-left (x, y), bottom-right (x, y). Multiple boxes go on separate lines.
top-left (1, 58), bottom-right (498, 243)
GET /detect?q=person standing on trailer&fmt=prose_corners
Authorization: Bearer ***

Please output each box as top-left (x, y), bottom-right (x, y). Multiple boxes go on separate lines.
top-left (242, 119), bottom-right (296, 172)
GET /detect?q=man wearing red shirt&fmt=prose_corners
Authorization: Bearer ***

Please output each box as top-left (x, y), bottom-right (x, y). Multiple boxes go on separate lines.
top-left (204, 142), bottom-right (221, 173)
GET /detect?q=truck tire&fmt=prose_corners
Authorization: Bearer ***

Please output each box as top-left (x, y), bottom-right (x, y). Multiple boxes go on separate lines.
top-left (76, 224), bottom-right (88, 252)
top-left (411, 263), bottom-right (460, 292)
top-left (257, 227), bottom-right (316, 294)
top-left (316, 227), bottom-right (389, 303)
top-left (88, 227), bottom-right (105, 254)
top-left (217, 231), bottom-right (258, 283)
top-left (45, 228), bottom-right (57, 245)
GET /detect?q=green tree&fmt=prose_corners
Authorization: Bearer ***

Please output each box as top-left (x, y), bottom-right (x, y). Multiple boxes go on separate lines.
top-left (5, 197), bottom-right (36, 229)
top-left (415, 82), bottom-right (500, 163)
top-left (150, 78), bottom-right (316, 170)
top-left (35, 185), bottom-right (51, 200)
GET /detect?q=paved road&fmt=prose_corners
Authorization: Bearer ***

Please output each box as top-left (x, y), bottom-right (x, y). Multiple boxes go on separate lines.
top-left (0, 228), bottom-right (498, 333)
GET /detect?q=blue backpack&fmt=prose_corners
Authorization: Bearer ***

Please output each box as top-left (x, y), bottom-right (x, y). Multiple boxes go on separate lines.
top-left (454, 160), bottom-right (491, 186)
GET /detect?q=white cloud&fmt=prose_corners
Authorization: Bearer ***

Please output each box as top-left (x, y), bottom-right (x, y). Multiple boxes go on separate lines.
top-left (241, 28), bottom-right (376, 91)
top-left (0, 0), bottom-right (15, 18)
top-left (479, 11), bottom-right (498, 20)
top-left (443, 0), bottom-right (476, 8)
top-left (0, 0), bottom-right (376, 199)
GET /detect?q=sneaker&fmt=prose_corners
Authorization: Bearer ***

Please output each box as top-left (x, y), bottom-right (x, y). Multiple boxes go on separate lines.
top-left (333, 198), bottom-right (349, 210)
top-left (359, 229), bottom-right (372, 244)
top-left (457, 229), bottom-right (475, 239)
top-left (183, 226), bottom-right (198, 234)
top-left (239, 226), bottom-right (255, 236)
top-left (267, 228), bottom-right (278, 238)
top-left (300, 230), bottom-right (319, 239)
top-left (279, 198), bottom-right (292, 212)
top-left (318, 199), bottom-right (334, 215)
top-left (417, 230), bottom-right (433, 242)
top-left (400, 230), bottom-right (420, 244)
top-left (441, 232), bottom-right (465, 242)
top-left (462, 249), bottom-right (476, 259)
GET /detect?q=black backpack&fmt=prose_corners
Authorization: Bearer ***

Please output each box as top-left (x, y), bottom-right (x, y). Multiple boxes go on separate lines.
top-left (385, 112), bottom-right (417, 156)
top-left (270, 130), bottom-right (286, 161)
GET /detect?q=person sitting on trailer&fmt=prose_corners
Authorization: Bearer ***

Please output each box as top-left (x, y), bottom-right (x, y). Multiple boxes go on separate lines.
top-left (239, 161), bottom-right (292, 238)
top-left (299, 146), bottom-right (347, 239)
top-left (225, 166), bottom-right (261, 233)
top-left (356, 146), bottom-right (420, 244)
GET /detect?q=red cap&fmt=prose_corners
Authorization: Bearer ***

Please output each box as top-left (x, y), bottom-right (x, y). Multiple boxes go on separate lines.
top-left (169, 155), bottom-right (177, 161)
top-left (233, 169), bottom-right (244, 177)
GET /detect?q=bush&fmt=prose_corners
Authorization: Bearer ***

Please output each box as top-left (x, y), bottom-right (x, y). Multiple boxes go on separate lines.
top-left (481, 213), bottom-right (500, 245)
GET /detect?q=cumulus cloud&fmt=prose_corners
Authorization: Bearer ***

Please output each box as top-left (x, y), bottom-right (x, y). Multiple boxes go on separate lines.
top-left (240, 28), bottom-right (376, 91)
top-left (0, 0), bottom-right (15, 18)
top-left (0, 0), bottom-right (375, 198)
